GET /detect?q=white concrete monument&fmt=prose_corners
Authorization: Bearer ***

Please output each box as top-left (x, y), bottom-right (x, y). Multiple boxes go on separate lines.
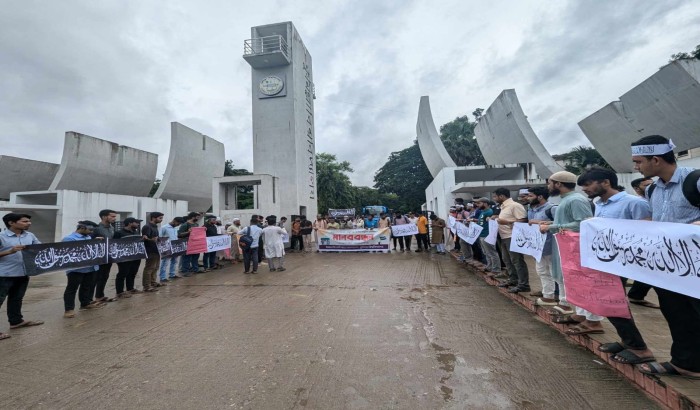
top-left (215, 21), bottom-right (317, 224)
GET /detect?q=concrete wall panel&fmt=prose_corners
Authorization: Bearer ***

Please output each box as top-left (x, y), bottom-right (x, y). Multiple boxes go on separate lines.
top-left (0, 156), bottom-right (59, 199)
top-left (416, 96), bottom-right (457, 177)
top-left (154, 122), bottom-right (225, 212)
top-left (49, 132), bottom-right (157, 196)
top-left (474, 89), bottom-right (563, 179)
top-left (578, 60), bottom-right (700, 172)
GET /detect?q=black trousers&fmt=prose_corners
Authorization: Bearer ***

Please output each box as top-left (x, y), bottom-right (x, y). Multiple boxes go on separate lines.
top-left (608, 279), bottom-right (648, 350)
top-left (64, 271), bottom-right (94, 310)
top-left (415, 234), bottom-right (429, 250)
top-left (628, 281), bottom-right (652, 300)
top-left (291, 235), bottom-right (303, 251)
top-left (656, 287), bottom-right (700, 372)
top-left (93, 263), bottom-right (113, 299)
top-left (116, 260), bottom-right (141, 294)
top-left (0, 276), bottom-right (29, 325)
top-left (392, 236), bottom-right (410, 250)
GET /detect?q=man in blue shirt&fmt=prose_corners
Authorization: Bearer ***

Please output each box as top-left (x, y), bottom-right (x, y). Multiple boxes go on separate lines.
top-left (526, 187), bottom-right (556, 305)
top-left (578, 166), bottom-right (655, 365)
top-left (0, 213), bottom-right (44, 340)
top-left (159, 216), bottom-right (184, 281)
top-left (631, 135), bottom-right (700, 379)
top-left (63, 221), bottom-right (102, 318)
top-left (241, 217), bottom-right (263, 274)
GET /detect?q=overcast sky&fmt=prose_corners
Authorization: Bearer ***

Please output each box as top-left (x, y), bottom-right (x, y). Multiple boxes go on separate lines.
top-left (2, 1), bottom-right (699, 186)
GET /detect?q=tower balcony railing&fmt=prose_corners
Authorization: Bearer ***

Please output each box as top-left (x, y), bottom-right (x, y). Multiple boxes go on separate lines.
top-left (244, 35), bottom-right (290, 59)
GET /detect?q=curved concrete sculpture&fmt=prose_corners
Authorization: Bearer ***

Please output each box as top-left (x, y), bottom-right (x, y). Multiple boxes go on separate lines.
top-left (474, 89), bottom-right (563, 179)
top-left (0, 156), bottom-right (59, 199)
top-left (154, 122), bottom-right (225, 211)
top-left (49, 132), bottom-right (157, 196)
top-left (579, 59), bottom-right (700, 172)
top-left (416, 96), bottom-right (457, 177)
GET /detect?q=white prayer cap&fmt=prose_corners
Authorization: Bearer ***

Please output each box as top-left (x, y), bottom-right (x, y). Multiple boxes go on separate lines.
top-left (518, 188), bottom-right (529, 195)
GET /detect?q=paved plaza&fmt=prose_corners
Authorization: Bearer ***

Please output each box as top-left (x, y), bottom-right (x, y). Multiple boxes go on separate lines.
top-left (0, 251), bottom-right (657, 409)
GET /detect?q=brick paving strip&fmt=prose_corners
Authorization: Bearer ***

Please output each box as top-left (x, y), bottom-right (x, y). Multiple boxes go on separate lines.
top-left (451, 251), bottom-right (700, 410)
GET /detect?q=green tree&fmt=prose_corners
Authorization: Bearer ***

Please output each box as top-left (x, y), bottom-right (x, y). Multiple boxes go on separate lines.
top-left (553, 146), bottom-right (612, 175)
top-left (148, 178), bottom-right (161, 197)
top-left (670, 44), bottom-right (700, 62)
top-left (316, 153), bottom-right (356, 214)
top-left (439, 114), bottom-right (486, 166)
top-left (373, 142), bottom-right (433, 212)
top-left (224, 160), bottom-right (254, 209)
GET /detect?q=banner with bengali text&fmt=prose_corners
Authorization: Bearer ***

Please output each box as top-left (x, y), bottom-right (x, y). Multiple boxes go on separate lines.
top-left (317, 228), bottom-right (391, 252)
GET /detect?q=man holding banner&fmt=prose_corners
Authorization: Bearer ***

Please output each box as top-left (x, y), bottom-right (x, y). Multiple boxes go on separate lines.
top-left (577, 166), bottom-right (655, 365)
top-left (62, 220), bottom-right (102, 318)
top-left (526, 187), bottom-right (557, 305)
top-left (630, 135), bottom-right (700, 379)
top-left (474, 198), bottom-right (500, 273)
top-left (492, 188), bottom-right (530, 293)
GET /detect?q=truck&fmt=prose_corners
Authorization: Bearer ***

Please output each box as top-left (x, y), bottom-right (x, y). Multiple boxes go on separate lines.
top-left (361, 205), bottom-right (388, 216)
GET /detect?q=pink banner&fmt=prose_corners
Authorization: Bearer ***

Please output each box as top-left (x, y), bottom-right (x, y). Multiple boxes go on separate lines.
top-left (185, 227), bottom-right (207, 255)
top-left (556, 231), bottom-right (631, 319)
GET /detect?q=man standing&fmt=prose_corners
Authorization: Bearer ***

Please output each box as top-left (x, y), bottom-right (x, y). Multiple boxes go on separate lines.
top-left (415, 212), bottom-right (429, 252)
top-left (141, 212), bottom-right (164, 291)
top-left (178, 212), bottom-right (202, 276)
top-left (577, 166), bottom-right (654, 364)
top-left (313, 214), bottom-right (326, 253)
top-left (63, 220), bottom-right (102, 318)
top-left (473, 198), bottom-right (500, 273)
top-left (301, 216), bottom-right (313, 253)
top-left (202, 215), bottom-right (218, 271)
top-left (526, 187), bottom-right (557, 305)
top-left (0, 213), bottom-right (44, 340)
top-left (492, 188), bottom-right (530, 293)
top-left (538, 171), bottom-right (603, 335)
top-left (227, 218), bottom-right (243, 262)
top-left (630, 177), bottom-right (653, 197)
top-left (114, 217), bottom-right (143, 297)
top-left (92, 209), bottom-right (117, 303)
top-left (392, 211), bottom-right (412, 252)
top-left (159, 216), bottom-right (184, 281)
top-left (429, 214), bottom-right (446, 254)
top-left (631, 135), bottom-right (700, 379)
top-left (241, 217), bottom-right (263, 274)
top-left (290, 217), bottom-right (302, 252)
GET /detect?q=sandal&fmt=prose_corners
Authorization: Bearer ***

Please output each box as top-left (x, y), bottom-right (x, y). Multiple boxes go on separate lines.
top-left (565, 324), bottom-right (605, 336)
top-left (10, 320), bottom-right (45, 329)
top-left (628, 299), bottom-right (660, 309)
top-left (638, 362), bottom-right (700, 380)
top-left (0, 332), bottom-right (10, 340)
top-left (553, 315), bottom-right (581, 324)
top-left (611, 350), bottom-right (655, 365)
top-left (547, 306), bottom-right (574, 315)
top-left (598, 342), bottom-right (625, 354)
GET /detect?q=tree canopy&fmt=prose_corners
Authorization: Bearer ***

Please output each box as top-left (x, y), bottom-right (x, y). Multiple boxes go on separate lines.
top-left (552, 146), bottom-right (611, 175)
top-left (670, 44), bottom-right (700, 62)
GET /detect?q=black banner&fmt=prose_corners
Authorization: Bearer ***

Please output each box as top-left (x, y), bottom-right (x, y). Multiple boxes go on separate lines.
top-left (169, 239), bottom-right (188, 257)
top-left (157, 237), bottom-right (172, 257)
top-left (22, 239), bottom-right (108, 276)
top-left (108, 237), bottom-right (147, 263)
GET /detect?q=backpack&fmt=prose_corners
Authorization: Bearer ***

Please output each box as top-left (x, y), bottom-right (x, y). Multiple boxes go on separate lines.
top-left (239, 227), bottom-right (254, 249)
top-left (646, 169), bottom-right (700, 207)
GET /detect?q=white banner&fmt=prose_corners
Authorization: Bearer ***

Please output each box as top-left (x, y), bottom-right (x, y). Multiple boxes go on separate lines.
top-left (485, 220), bottom-right (499, 246)
top-left (510, 222), bottom-right (547, 262)
top-left (391, 224), bottom-right (418, 237)
top-left (580, 218), bottom-right (700, 299)
top-left (317, 228), bottom-right (391, 252)
top-left (455, 222), bottom-right (483, 245)
top-left (448, 216), bottom-right (457, 234)
top-left (206, 235), bottom-right (232, 252)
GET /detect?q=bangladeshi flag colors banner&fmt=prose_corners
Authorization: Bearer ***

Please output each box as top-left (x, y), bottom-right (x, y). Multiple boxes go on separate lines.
top-left (555, 231), bottom-right (631, 319)
top-left (317, 228), bottom-right (391, 252)
top-left (22, 239), bottom-right (108, 276)
top-left (186, 227), bottom-right (207, 255)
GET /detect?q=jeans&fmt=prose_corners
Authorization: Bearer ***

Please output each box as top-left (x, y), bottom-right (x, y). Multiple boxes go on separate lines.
top-left (499, 237), bottom-right (529, 288)
top-left (203, 252), bottom-right (217, 269)
top-left (64, 271), bottom-right (94, 310)
top-left (116, 260), bottom-right (141, 294)
top-left (291, 235), bottom-right (303, 251)
top-left (93, 263), bottom-right (113, 299)
top-left (436, 243), bottom-right (446, 253)
top-left (0, 276), bottom-right (29, 326)
top-left (535, 254), bottom-right (556, 298)
top-left (160, 256), bottom-right (178, 280)
top-left (181, 254), bottom-right (200, 272)
top-left (479, 238), bottom-right (500, 272)
top-left (142, 254), bottom-right (160, 288)
top-left (244, 248), bottom-right (259, 272)
top-left (302, 235), bottom-right (311, 252)
top-left (656, 287), bottom-right (700, 372)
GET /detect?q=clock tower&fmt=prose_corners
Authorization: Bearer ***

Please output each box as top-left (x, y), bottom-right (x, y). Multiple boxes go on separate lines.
top-left (242, 22), bottom-right (317, 221)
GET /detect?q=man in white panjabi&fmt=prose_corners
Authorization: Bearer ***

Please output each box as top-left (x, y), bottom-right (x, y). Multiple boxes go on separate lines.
top-left (263, 215), bottom-right (287, 272)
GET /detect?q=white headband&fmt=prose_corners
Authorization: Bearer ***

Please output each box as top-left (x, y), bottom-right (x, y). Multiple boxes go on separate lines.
top-left (518, 189), bottom-right (529, 195)
top-left (631, 139), bottom-right (676, 156)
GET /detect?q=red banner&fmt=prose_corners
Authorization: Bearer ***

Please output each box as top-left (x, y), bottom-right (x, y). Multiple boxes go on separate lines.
top-left (186, 227), bottom-right (207, 255)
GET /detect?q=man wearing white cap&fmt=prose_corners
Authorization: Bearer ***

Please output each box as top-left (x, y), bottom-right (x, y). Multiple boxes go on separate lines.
top-left (227, 218), bottom-right (243, 262)
top-left (538, 171), bottom-right (604, 335)
top-left (517, 188), bottom-right (531, 207)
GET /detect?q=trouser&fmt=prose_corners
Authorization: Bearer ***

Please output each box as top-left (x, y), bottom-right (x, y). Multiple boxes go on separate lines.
top-left (160, 256), bottom-right (178, 279)
top-left (142, 254), bottom-right (160, 288)
top-left (392, 236), bottom-right (408, 250)
top-left (656, 287), bottom-right (700, 372)
top-left (453, 233), bottom-right (460, 250)
top-left (499, 238), bottom-right (529, 287)
top-left (460, 238), bottom-right (473, 260)
top-left (291, 235), bottom-right (303, 251)
top-left (0, 276), bottom-right (29, 326)
top-left (203, 252), bottom-right (217, 269)
top-left (436, 243), bottom-right (446, 253)
top-left (628, 281), bottom-right (652, 300)
top-left (303, 235), bottom-right (311, 251)
top-left (258, 240), bottom-right (265, 261)
top-left (116, 260), bottom-right (140, 294)
top-left (94, 263), bottom-right (113, 299)
top-left (244, 248), bottom-right (259, 272)
top-left (416, 234), bottom-right (429, 250)
top-left (472, 241), bottom-right (485, 264)
top-left (535, 254), bottom-right (556, 298)
top-left (181, 254), bottom-right (199, 272)
top-left (479, 238), bottom-right (500, 272)
top-left (268, 256), bottom-right (284, 270)
top-left (64, 271), bottom-right (94, 310)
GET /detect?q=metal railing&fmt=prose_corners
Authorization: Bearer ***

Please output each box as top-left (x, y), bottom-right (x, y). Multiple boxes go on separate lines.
top-left (243, 35), bottom-right (290, 59)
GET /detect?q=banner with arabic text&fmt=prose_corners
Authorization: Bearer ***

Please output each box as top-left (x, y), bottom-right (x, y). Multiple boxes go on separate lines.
top-left (22, 239), bottom-right (108, 276)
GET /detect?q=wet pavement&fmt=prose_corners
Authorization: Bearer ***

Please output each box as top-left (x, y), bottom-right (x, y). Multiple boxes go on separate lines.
top-left (0, 251), bottom-right (657, 409)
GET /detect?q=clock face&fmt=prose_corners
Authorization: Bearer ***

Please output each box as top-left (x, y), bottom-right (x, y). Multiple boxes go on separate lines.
top-left (259, 76), bottom-right (284, 96)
